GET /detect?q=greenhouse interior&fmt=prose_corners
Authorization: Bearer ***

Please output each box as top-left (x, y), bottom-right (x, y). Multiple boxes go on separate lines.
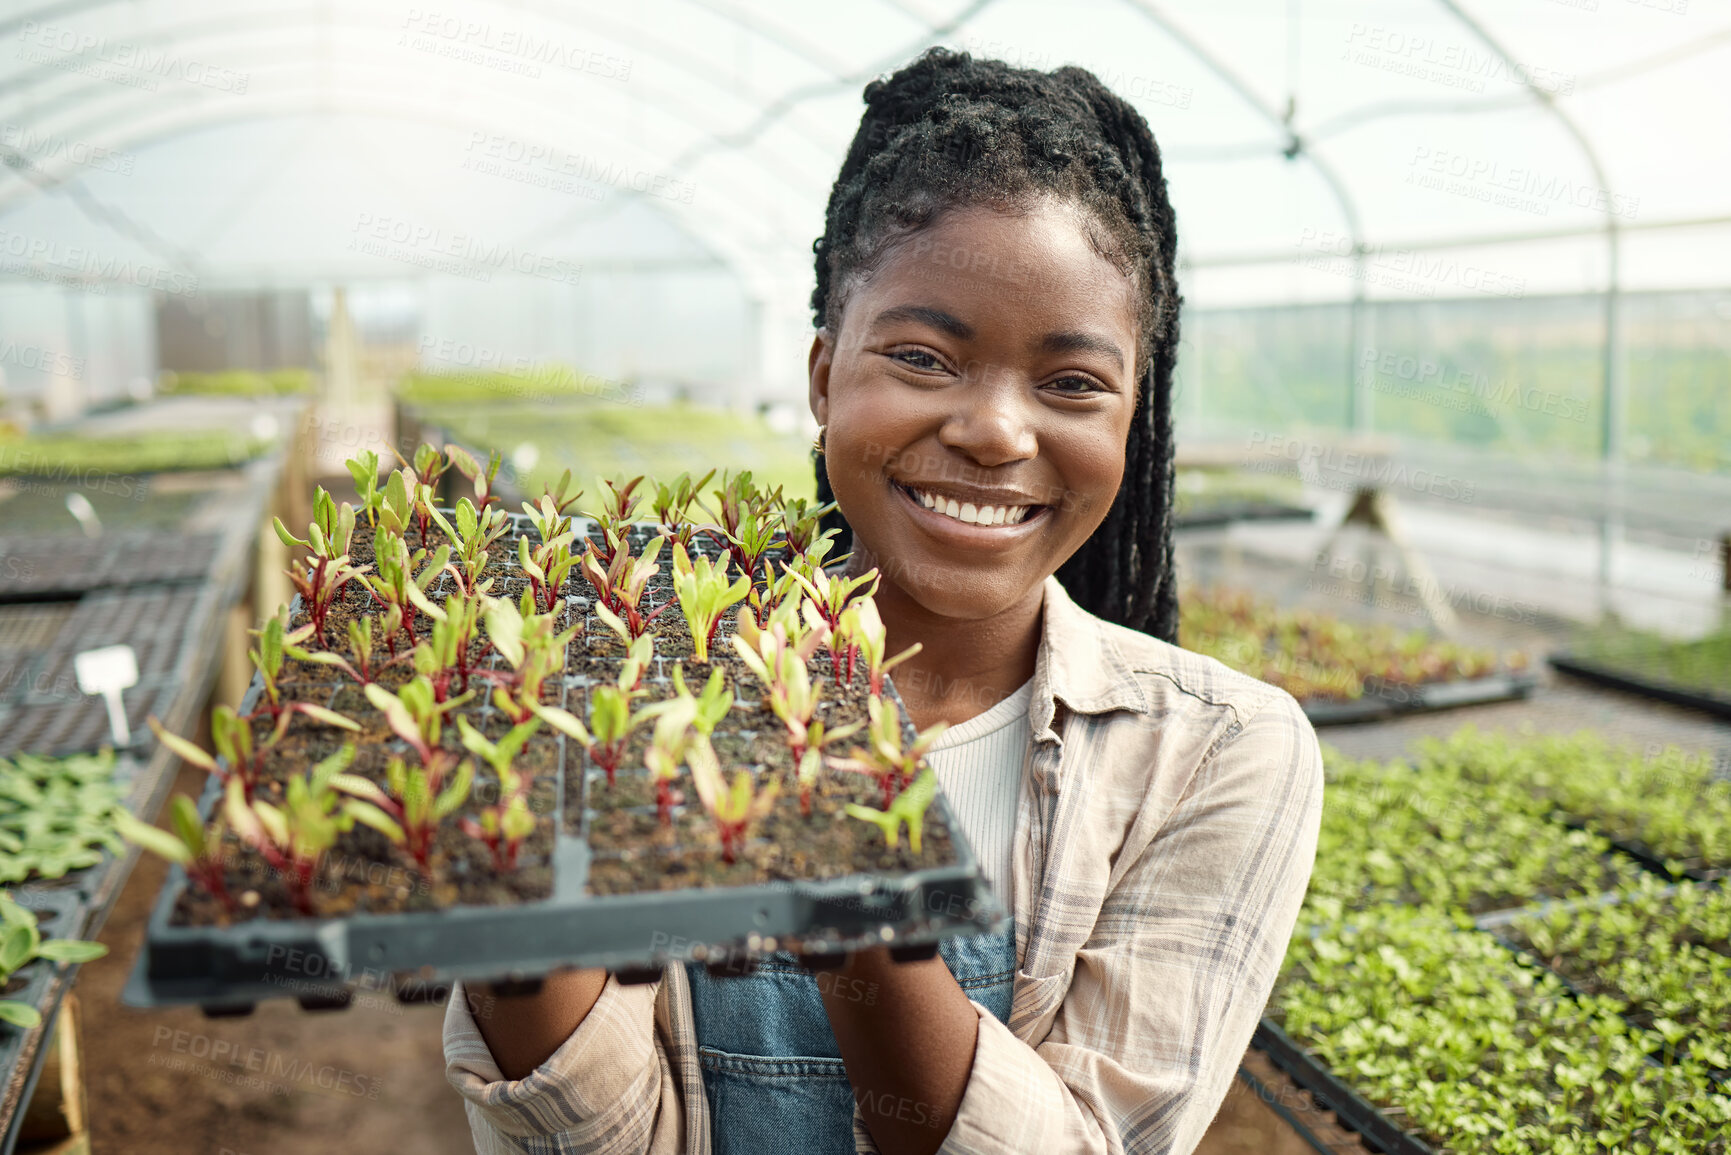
top-left (0, 0), bottom-right (1727, 1152)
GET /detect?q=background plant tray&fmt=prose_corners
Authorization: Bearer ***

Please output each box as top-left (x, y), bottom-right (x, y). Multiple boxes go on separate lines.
top-left (1252, 1018), bottom-right (1435, 1155)
top-left (0, 533), bottom-right (219, 600)
top-left (1549, 653), bottom-right (1731, 721)
top-left (1300, 670), bottom-right (1538, 726)
top-left (1172, 499), bottom-right (1315, 530)
top-left (0, 584), bottom-right (214, 757)
top-left (0, 888), bottom-right (84, 1155)
top-left (126, 533), bottom-right (1002, 1011)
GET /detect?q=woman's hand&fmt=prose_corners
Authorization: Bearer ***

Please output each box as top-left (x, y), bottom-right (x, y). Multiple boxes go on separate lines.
top-left (807, 946), bottom-right (980, 1155)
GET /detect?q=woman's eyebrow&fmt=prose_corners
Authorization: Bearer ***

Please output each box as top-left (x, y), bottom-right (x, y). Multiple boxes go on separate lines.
top-left (1041, 330), bottom-right (1125, 371)
top-left (872, 304), bottom-right (973, 339)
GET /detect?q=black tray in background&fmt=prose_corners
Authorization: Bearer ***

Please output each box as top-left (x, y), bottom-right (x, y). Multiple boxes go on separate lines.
top-left (1300, 670), bottom-right (1538, 726)
top-left (0, 888), bottom-right (85, 1155)
top-left (1252, 1018), bottom-right (1435, 1155)
top-left (125, 556), bottom-right (1001, 1012)
top-left (1548, 653), bottom-right (1731, 721)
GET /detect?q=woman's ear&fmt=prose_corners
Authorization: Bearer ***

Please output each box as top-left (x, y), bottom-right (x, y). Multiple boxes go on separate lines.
top-left (807, 327), bottom-right (835, 427)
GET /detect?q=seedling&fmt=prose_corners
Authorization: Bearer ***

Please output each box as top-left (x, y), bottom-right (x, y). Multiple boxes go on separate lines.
top-left (455, 716), bottom-right (542, 871)
top-left (0, 891), bottom-right (107, 1028)
top-left (643, 695), bottom-right (698, 825)
top-left (671, 542), bottom-right (749, 661)
top-left (704, 471), bottom-right (784, 590)
top-left (116, 795), bottom-right (234, 914)
top-left (409, 589), bottom-right (486, 701)
top-left (580, 535), bottom-right (672, 641)
top-left (389, 443), bottom-right (451, 547)
top-left (651, 469), bottom-right (715, 551)
top-left (833, 696), bottom-right (948, 810)
top-left (344, 450), bottom-right (384, 528)
top-left (429, 497), bottom-right (510, 597)
top-left (531, 661), bottom-right (657, 788)
top-left (779, 497), bottom-right (838, 558)
top-left (148, 682), bottom-right (358, 802)
top-left (476, 592), bottom-right (581, 722)
top-left (273, 487), bottom-right (372, 646)
top-left (226, 745), bottom-right (375, 915)
top-left (332, 754), bottom-right (474, 877)
top-left (443, 442), bottom-right (505, 509)
top-left (363, 676), bottom-right (474, 769)
top-left (845, 767), bottom-right (939, 854)
top-left (518, 495), bottom-right (580, 613)
top-left (687, 737), bottom-right (777, 865)
top-left (286, 616), bottom-right (392, 687)
top-left (539, 468), bottom-right (583, 517)
top-left (591, 474), bottom-right (647, 564)
top-left (792, 717), bottom-right (862, 819)
top-left (252, 611), bottom-right (365, 729)
top-left (731, 602), bottom-right (833, 767)
top-left (363, 525), bottom-right (450, 652)
top-left (0, 751), bottom-right (126, 883)
top-left (835, 596), bottom-right (921, 696)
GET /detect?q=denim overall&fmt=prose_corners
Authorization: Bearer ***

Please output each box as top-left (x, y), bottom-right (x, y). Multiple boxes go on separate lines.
top-left (685, 926), bottom-right (1018, 1155)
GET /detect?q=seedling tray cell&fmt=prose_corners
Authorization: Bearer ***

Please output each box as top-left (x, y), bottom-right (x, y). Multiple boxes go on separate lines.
top-left (1549, 653), bottom-right (1731, 721)
top-left (1252, 1018), bottom-right (1434, 1155)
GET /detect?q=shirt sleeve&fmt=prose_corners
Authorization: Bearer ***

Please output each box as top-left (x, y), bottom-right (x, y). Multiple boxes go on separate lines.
top-left (933, 693), bottom-right (1325, 1155)
top-left (443, 974), bottom-right (689, 1154)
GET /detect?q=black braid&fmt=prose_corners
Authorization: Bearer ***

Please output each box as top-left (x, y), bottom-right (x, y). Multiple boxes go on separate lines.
top-left (811, 48), bottom-right (1181, 642)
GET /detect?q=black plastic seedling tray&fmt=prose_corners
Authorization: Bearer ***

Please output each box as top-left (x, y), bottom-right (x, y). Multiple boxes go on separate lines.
top-left (1252, 1018), bottom-right (1435, 1155)
top-left (1300, 669), bottom-right (1538, 726)
top-left (0, 888), bottom-right (85, 1155)
top-left (0, 533), bottom-right (219, 601)
top-left (127, 515), bottom-right (1002, 1013)
top-left (1548, 653), bottom-right (1731, 721)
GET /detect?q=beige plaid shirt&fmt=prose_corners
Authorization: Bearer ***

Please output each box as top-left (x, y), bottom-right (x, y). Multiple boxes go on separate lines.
top-left (445, 576), bottom-right (1324, 1154)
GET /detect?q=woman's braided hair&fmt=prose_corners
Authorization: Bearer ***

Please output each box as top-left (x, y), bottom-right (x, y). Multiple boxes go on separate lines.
top-left (810, 48), bottom-right (1181, 643)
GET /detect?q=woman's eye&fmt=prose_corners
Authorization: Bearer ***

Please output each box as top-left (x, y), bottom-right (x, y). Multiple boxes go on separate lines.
top-left (1047, 375), bottom-right (1105, 396)
top-left (890, 349), bottom-right (945, 372)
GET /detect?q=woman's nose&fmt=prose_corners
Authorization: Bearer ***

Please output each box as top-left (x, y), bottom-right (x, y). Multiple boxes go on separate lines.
top-left (936, 367), bottom-right (1038, 468)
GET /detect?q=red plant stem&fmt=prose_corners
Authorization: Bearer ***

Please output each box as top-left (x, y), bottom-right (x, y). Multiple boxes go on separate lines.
top-left (655, 779), bottom-right (674, 826)
top-left (880, 774), bottom-right (896, 811)
top-left (596, 747), bottom-right (621, 788)
top-left (193, 860), bottom-right (235, 914)
top-left (799, 786), bottom-right (812, 819)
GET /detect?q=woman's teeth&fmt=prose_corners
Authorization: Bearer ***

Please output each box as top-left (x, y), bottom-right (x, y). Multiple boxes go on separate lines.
top-left (907, 486), bottom-right (1030, 527)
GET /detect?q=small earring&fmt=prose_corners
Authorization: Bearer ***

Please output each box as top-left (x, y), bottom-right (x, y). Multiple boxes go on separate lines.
top-left (811, 424), bottom-right (827, 455)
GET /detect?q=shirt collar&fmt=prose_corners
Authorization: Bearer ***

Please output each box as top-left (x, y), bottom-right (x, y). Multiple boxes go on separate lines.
top-left (1028, 575), bottom-right (1151, 744)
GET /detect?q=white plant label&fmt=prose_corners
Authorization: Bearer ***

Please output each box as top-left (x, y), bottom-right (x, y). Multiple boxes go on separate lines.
top-left (74, 644), bottom-right (139, 746)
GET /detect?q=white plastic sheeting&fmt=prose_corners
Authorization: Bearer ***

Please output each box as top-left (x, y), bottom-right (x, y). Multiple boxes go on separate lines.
top-left (0, 0), bottom-right (1725, 406)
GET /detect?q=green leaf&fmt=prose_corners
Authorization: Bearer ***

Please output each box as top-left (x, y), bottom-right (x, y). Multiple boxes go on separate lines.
top-left (272, 516), bottom-right (310, 550)
top-left (34, 939), bottom-right (106, 964)
top-left (293, 703), bottom-right (362, 731)
top-left (0, 923), bottom-right (37, 975)
top-left (0, 1000), bottom-right (41, 1029)
top-left (114, 812), bottom-right (191, 865)
top-left (147, 719), bottom-right (218, 774)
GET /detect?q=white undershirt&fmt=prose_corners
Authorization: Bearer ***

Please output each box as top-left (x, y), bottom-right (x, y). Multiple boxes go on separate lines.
top-left (923, 679), bottom-right (1033, 916)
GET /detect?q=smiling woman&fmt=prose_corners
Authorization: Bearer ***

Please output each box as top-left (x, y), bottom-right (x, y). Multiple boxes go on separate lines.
top-left (444, 48), bottom-right (1323, 1155)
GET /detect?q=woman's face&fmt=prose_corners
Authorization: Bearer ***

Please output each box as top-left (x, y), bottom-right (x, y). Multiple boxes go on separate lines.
top-left (809, 199), bottom-right (1140, 621)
